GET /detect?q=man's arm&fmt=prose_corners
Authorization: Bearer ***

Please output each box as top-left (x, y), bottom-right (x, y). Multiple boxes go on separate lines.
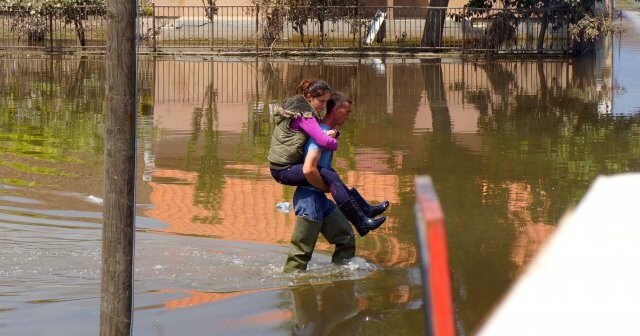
top-left (295, 117), bottom-right (339, 150)
top-left (303, 149), bottom-right (330, 193)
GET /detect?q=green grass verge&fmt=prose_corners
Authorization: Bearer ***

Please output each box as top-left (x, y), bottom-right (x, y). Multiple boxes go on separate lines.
top-left (617, 0), bottom-right (640, 11)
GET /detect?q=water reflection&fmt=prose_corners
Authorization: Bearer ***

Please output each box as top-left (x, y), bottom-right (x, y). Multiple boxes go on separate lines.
top-left (290, 280), bottom-right (389, 335)
top-left (285, 269), bottom-right (425, 335)
top-left (131, 269), bottom-right (425, 336)
top-left (1, 34), bottom-right (640, 334)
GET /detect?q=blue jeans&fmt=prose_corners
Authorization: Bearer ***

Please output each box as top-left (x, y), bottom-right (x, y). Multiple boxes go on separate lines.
top-left (283, 187), bottom-right (356, 272)
top-left (271, 164), bottom-right (350, 205)
top-left (293, 187), bottom-right (337, 222)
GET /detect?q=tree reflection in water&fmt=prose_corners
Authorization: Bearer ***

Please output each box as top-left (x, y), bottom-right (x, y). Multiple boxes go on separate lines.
top-left (1, 52), bottom-right (638, 334)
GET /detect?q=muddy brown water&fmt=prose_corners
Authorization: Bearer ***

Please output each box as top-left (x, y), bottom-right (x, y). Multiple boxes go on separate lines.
top-left (1, 18), bottom-right (639, 335)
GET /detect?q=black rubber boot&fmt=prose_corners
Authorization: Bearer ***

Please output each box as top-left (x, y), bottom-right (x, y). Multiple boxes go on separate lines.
top-left (338, 197), bottom-right (386, 237)
top-left (349, 187), bottom-right (389, 218)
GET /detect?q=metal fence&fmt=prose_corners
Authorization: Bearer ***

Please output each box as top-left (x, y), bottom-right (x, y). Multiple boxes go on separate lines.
top-left (0, 7), bottom-right (107, 50)
top-left (0, 5), bottom-right (573, 54)
top-left (0, 55), bottom-right (584, 106)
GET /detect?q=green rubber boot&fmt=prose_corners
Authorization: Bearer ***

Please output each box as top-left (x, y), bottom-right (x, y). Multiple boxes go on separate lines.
top-left (283, 216), bottom-right (322, 272)
top-left (321, 209), bottom-right (356, 264)
top-left (291, 285), bottom-right (319, 331)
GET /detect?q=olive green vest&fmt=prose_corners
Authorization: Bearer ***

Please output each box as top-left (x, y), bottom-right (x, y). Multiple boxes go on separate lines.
top-left (268, 95), bottom-right (319, 169)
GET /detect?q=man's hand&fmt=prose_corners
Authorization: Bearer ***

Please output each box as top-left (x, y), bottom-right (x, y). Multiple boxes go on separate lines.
top-left (303, 150), bottom-right (330, 193)
top-left (324, 129), bottom-right (338, 138)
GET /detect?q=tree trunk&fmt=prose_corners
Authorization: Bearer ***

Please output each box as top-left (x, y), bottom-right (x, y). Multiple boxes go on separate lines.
top-left (421, 0), bottom-right (449, 48)
top-left (572, 38), bottom-right (596, 56)
top-left (263, 7), bottom-right (283, 46)
top-left (376, 20), bottom-right (387, 43)
top-left (75, 19), bottom-right (86, 47)
top-left (320, 19), bottom-right (325, 48)
top-left (536, 11), bottom-right (549, 53)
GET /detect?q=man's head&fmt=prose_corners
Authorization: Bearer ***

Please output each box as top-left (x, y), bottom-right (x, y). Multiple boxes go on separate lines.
top-left (325, 92), bottom-right (352, 127)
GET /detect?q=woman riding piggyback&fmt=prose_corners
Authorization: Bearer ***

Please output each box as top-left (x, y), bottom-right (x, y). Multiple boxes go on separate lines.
top-left (268, 79), bottom-right (338, 177)
top-left (268, 80), bottom-right (388, 237)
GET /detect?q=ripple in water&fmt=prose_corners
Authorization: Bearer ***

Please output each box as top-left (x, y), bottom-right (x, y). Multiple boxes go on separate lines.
top-left (137, 236), bottom-right (378, 292)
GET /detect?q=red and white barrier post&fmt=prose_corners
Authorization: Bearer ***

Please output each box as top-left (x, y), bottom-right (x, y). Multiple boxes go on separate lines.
top-left (414, 176), bottom-right (456, 336)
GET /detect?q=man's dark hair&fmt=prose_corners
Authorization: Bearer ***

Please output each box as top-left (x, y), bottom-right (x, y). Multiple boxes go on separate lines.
top-left (326, 92), bottom-right (352, 115)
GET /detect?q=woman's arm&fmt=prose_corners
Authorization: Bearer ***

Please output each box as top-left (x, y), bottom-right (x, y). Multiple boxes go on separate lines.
top-left (292, 117), bottom-right (339, 151)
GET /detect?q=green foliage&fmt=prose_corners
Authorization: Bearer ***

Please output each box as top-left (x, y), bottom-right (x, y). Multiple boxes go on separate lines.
top-left (485, 11), bottom-right (518, 49)
top-left (247, 0), bottom-right (284, 45)
top-left (139, 5), bottom-right (152, 17)
top-left (287, 0), bottom-right (312, 43)
top-left (0, 1), bottom-right (48, 42)
top-left (248, 0), bottom-right (361, 46)
top-left (464, 0), bottom-right (493, 8)
top-left (39, 0), bottom-right (106, 16)
top-left (41, 0), bottom-right (106, 46)
top-left (139, 0), bottom-right (154, 17)
top-left (304, 0), bottom-right (359, 47)
top-left (569, 14), bottom-right (616, 42)
top-left (570, 14), bottom-right (600, 42)
top-left (0, 0), bottom-right (106, 45)
top-left (460, 0), bottom-right (615, 53)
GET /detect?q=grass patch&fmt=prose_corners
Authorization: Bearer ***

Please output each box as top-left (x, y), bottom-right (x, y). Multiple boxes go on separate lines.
top-left (617, 0), bottom-right (640, 11)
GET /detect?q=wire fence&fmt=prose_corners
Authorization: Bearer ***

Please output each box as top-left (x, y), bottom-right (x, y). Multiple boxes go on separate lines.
top-left (0, 5), bottom-right (573, 54)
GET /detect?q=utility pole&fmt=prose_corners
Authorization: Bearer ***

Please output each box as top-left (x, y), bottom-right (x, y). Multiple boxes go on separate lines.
top-left (100, 0), bottom-right (137, 332)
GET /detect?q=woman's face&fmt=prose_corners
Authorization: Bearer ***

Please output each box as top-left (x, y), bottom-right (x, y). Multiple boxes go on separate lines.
top-left (306, 92), bottom-right (331, 113)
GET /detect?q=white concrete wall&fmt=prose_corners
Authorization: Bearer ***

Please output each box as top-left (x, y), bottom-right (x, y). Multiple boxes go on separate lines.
top-left (143, 16), bottom-right (568, 50)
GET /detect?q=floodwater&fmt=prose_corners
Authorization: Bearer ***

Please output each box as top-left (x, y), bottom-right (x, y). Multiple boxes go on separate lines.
top-left (1, 17), bottom-right (640, 336)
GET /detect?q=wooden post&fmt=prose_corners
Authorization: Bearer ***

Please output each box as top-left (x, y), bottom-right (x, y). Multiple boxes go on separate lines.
top-left (100, 0), bottom-right (137, 332)
top-left (414, 176), bottom-right (455, 336)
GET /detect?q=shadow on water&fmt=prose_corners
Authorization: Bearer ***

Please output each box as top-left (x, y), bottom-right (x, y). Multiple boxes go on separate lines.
top-left (1, 24), bottom-right (640, 334)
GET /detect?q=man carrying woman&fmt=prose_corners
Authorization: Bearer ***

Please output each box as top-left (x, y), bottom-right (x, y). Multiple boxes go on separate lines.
top-left (268, 79), bottom-right (388, 238)
top-left (276, 90), bottom-right (387, 271)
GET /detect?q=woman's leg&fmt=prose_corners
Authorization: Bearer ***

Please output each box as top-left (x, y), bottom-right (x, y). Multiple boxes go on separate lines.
top-left (347, 187), bottom-right (389, 218)
top-left (271, 165), bottom-right (351, 203)
top-left (318, 168), bottom-right (388, 217)
top-left (317, 167), bottom-right (387, 237)
top-left (317, 167), bottom-right (350, 204)
top-left (273, 166), bottom-right (386, 237)
top-left (271, 164), bottom-right (311, 187)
